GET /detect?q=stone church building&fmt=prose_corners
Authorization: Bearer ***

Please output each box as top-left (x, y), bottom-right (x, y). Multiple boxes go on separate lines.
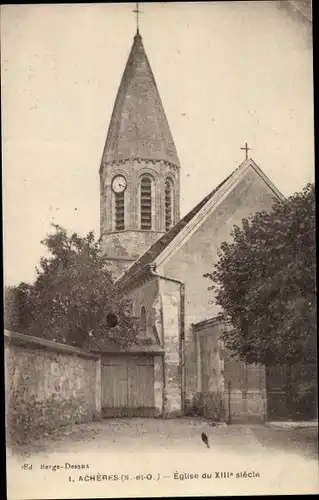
top-left (97, 30), bottom-right (284, 422)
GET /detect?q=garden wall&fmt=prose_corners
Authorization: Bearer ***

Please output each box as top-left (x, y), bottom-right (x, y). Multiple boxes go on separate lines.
top-left (4, 330), bottom-right (102, 444)
top-left (193, 319), bottom-right (266, 423)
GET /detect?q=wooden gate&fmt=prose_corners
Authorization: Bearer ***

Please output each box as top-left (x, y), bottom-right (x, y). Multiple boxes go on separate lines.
top-left (101, 355), bottom-right (155, 417)
top-left (266, 364), bottom-right (317, 421)
top-left (266, 364), bottom-right (290, 420)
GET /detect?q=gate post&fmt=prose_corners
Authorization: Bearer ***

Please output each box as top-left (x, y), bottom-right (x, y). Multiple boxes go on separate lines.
top-left (95, 355), bottom-right (102, 420)
top-left (227, 380), bottom-right (232, 424)
top-left (286, 364), bottom-right (293, 419)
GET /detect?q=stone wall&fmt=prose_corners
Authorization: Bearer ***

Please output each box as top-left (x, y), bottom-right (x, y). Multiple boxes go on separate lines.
top-left (129, 277), bottom-right (162, 343)
top-left (101, 230), bottom-right (164, 278)
top-left (5, 330), bottom-right (101, 444)
top-left (100, 157), bottom-right (180, 279)
top-left (194, 320), bottom-right (266, 423)
top-left (159, 279), bottom-right (182, 416)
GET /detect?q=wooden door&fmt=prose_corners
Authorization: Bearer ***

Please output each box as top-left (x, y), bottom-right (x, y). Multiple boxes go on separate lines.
top-left (102, 356), bottom-right (129, 417)
top-left (128, 356), bottom-right (155, 417)
top-left (102, 355), bottom-right (155, 418)
top-left (266, 364), bottom-right (290, 421)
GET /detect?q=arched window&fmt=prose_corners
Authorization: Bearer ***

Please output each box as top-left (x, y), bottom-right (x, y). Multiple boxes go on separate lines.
top-left (140, 176), bottom-right (153, 230)
top-left (140, 306), bottom-right (147, 337)
top-left (165, 178), bottom-right (174, 232)
top-left (115, 191), bottom-right (125, 230)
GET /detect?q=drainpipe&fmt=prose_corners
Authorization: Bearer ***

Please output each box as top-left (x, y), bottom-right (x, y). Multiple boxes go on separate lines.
top-left (149, 264), bottom-right (186, 414)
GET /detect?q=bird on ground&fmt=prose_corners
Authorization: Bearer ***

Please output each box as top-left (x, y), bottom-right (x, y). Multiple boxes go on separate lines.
top-left (201, 432), bottom-right (210, 448)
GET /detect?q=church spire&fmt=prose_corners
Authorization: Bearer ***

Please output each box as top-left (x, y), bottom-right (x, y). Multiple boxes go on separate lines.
top-left (101, 26), bottom-right (180, 168)
top-left (99, 19), bottom-right (181, 277)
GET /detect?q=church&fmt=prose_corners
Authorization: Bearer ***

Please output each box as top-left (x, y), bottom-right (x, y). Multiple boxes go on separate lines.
top-left (97, 26), bottom-right (285, 422)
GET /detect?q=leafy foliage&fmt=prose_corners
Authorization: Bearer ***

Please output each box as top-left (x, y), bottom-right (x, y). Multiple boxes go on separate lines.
top-left (204, 183), bottom-right (316, 366)
top-left (4, 283), bottom-right (34, 333)
top-left (4, 224), bottom-right (139, 348)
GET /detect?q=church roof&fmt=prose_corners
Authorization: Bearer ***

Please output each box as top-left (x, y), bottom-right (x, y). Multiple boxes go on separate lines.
top-left (117, 158), bottom-right (284, 287)
top-left (87, 336), bottom-right (164, 355)
top-left (117, 170), bottom-right (235, 286)
top-left (101, 32), bottom-right (180, 167)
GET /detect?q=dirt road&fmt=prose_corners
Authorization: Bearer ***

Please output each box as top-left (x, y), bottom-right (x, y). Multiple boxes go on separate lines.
top-left (6, 418), bottom-right (318, 499)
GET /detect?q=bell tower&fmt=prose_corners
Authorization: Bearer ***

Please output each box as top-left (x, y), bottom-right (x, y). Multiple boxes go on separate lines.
top-left (99, 28), bottom-right (181, 278)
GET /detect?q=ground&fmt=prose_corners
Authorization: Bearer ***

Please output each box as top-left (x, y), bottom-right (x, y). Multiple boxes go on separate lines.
top-left (7, 418), bottom-right (318, 498)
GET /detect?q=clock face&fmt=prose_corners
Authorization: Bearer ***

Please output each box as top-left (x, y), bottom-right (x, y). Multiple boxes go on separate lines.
top-left (112, 175), bottom-right (127, 193)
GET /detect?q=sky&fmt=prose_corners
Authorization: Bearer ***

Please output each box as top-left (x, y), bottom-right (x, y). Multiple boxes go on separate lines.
top-left (1, 1), bottom-right (314, 286)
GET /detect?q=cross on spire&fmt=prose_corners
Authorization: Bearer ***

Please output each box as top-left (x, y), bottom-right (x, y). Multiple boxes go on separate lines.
top-left (133, 2), bottom-right (143, 34)
top-left (240, 142), bottom-right (252, 160)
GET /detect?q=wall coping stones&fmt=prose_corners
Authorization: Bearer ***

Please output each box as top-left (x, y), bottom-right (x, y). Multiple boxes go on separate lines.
top-left (90, 341), bottom-right (165, 355)
top-left (4, 330), bottom-right (100, 360)
top-left (192, 316), bottom-right (223, 332)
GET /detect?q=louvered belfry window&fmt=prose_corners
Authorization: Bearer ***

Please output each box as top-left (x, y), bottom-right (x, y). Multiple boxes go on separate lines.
top-left (165, 179), bottom-right (173, 232)
top-left (140, 176), bottom-right (152, 230)
top-left (115, 192), bottom-right (125, 230)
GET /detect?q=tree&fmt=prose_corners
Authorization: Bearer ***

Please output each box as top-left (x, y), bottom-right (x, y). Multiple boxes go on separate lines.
top-left (4, 286), bottom-right (19, 331)
top-left (204, 183), bottom-right (316, 366)
top-left (5, 224), bottom-right (139, 348)
top-left (4, 282), bottom-right (34, 333)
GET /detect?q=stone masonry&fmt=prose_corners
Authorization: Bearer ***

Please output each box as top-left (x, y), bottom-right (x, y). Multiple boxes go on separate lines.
top-left (5, 330), bottom-right (101, 442)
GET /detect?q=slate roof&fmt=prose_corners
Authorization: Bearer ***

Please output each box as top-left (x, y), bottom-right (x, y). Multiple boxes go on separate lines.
top-left (101, 32), bottom-right (180, 167)
top-left (87, 336), bottom-right (164, 355)
top-left (118, 170), bottom-right (236, 286)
